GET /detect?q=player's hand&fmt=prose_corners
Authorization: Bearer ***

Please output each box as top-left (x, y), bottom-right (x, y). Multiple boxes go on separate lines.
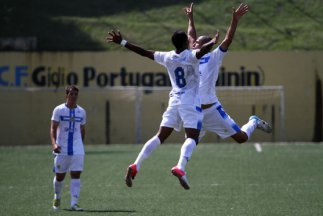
top-left (184, 2), bottom-right (194, 19)
top-left (233, 3), bottom-right (249, 21)
top-left (106, 30), bottom-right (123, 44)
top-left (53, 144), bottom-right (61, 153)
top-left (212, 31), bottom-right (220, 44)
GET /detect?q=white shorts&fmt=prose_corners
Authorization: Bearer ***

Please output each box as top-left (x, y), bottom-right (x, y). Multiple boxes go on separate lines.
top-left (160, 104), bottom-right (203, 132)
top-left (200, 102), bottom-right (241, 139)
top-left (53, 155), bottom-right (84, 173)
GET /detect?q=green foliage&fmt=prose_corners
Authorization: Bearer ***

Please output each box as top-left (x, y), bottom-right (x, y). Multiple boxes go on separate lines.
top-left (1, 0), bottom-right (323, 50)
top-left (1, 144), bottom-right (323, 215)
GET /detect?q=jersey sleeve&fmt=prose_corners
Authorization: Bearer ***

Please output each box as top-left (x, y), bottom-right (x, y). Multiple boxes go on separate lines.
top-left (210, 46), bottom-right (227, 63)
top-left (154, 51), bottom-right (167, 66)
top-left (51, 107), bottom-right (60, 122)
top-left (187, 49), bottom-right (199, 64)
top-left (81, 109), bottom-right (86, 125)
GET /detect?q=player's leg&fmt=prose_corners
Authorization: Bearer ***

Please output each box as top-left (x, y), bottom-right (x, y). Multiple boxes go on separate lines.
top-left (236, 115), bottom-right (272, 143)
top-left (52, 155), bottom-right (69, 210)
top-left (52, 173), bottom-right (65, 210)
top-left (248, 115), bottom-right (272, 133)
top-left (202, 103), bottom-right (242, 140)
top-left (172, 128), bottom-right (199, 190)
top-left (202, 103), bottom-right (271, 143)
top-left (171, 105), bottom-right (202, 190)
top-left (133, 126), bottom-right (173, 170)
top-left (231, 131), bottom-right (249, 143)
top-left (177, 128), bottom-right (199, 171)
top-left (69, 155), bottom-right (84, 211)
top-left (125, 106), bottom-right (179, 187)
top-left (125, 126), bottom-right (173, 187)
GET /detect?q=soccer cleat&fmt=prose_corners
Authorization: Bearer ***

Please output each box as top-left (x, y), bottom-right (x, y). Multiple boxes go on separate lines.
top-left (71, 204), bottom-right (83, 211)
top-left (125, 164), bottom-right (137, 187)
top-left (52, 198), bottom-right (60, 210)
top-left (171, 166), bottom-right (190, 190)
top-left (249, 115), bottom-right (272, 133)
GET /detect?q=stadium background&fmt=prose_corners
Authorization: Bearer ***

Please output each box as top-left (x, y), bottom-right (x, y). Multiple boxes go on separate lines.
top-left (1, 0), bottom-right (323, 145)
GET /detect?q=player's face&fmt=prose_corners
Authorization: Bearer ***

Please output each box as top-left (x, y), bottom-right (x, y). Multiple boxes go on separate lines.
top-left (192, 37), bottom-right (205, 49)
top-left (66, 90), bottom-right (78, 105)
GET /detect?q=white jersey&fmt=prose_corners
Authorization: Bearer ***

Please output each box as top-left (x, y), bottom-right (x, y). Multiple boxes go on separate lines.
top-left (154, 49), bottom-right (200, 106)
top-left (199, 46), bottom-right (227, 105)
top-left (51, 103), bottom-right (86, 155)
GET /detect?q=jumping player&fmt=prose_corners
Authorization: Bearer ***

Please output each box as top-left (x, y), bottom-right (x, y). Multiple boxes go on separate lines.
top-left (106, 29), bottom-right (219, 189)
top-left (184, 2), bottom-right (271, 143)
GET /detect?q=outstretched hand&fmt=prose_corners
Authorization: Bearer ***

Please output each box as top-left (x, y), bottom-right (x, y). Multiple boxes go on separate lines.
top-left (212, 31), bottom-right (220, 44)
top-left (184, 2), bottom-right (194, 19)
top-left (106, 30), bottom-right (123, 44)
top-left (233, 3), bottom-right (249, 20)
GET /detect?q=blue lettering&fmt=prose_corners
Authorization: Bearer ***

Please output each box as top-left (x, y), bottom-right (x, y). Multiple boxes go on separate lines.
top-left (199, 56), bottom-right (210, 65)
top-left (0, 66), bottom-right (9, 86)
top-left (15, 66), bottom-right (28, 86)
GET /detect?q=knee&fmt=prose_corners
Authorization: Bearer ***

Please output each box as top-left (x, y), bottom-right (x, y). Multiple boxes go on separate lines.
top-left (232, 132), bottom-right (248, 144)
top-left (157, 127), bottom-right (173, 144)
top-left (236, 138), bottom-right (247, 144)
top-left (238, 135), bottom-right (248, 144)
top-left (157, 135), bottom-right (165, 144)
top-left (70, 171), bottom-right (82, 179)
top-left (56, 174), bottom-right (66, 181)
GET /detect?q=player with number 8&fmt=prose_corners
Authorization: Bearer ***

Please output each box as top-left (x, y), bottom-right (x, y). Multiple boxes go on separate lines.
top-left (106, 29), bottom-right (219, 189)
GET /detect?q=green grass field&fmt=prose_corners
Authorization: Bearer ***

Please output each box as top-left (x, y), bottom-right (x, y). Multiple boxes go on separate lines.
top-left (3, 0), bottom-right (323, 51)
top-left (1, 143), bottom-right (323, 216)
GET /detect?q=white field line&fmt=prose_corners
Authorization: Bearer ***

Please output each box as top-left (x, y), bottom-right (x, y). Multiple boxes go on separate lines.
top-left (254, 143), bottom-right (262, 152)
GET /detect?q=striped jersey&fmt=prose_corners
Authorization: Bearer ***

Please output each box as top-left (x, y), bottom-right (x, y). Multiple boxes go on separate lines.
top-left (154, 49), bottom-right (200, 106)
top-left (51, 103), bottom-right (86, 155)
top-left (199, 46), bottom-right (227, 105)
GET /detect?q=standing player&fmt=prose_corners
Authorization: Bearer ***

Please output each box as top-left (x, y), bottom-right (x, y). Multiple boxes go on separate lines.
top-left (184, 3), bottom-right (271, 143)
top-left (106, 29), bottom-right (219, 189)
top-left (50, 85), bottom-right (86, 211)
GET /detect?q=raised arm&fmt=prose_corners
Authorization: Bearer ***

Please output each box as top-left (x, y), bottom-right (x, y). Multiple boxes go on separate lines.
top-left (196, 31), bottom-right (220, 59)
top-left (220, 3), bottom-right (249, 51)
top-left (184, 2), bottom-right (197, 48)
top-left (106, 30), bottom-right (155, 60)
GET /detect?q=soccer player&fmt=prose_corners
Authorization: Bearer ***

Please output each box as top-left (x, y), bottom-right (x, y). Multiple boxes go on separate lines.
top-left (184, 2), bottom-right (271, 143)
top-left (106, 29), bottom-right (219, 189)
top-left (50, 85), bottom-right (86, 211)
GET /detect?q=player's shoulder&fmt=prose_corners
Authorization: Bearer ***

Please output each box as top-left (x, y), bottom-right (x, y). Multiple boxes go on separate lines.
top-left (213, 46), bottom-right (228, 54)
top-left (184, 49), bottom-right (196, 55)
top-left (76, 105), bottom-right (86, 113)
top-left (53, 103), bottom-right (66, 111)
top-left (210, 46), bottom-right (227, 58)
top-left (172, 49), bottom-right (197, 60)
top-left (159, 50), bottom-right (175, 57)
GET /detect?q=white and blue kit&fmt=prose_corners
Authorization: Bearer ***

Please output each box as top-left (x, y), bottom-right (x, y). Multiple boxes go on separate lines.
top-left (51, 103), bottom-right (86, 172)
top-left (154, 49), bottom-right (203, 131)
top-left (199, 46), bottom-right (241, 139)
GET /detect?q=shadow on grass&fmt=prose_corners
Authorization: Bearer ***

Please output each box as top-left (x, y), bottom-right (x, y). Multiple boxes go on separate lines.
top-left (64, 208), bottom-right (136, 213)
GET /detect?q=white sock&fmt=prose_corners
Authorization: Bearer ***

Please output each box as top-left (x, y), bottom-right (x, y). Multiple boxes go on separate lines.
top-left (177, 138), bottom-right (197, 171)
top-left (241, 119), bottom-right (257, 139)
top-left (53, 176), bottom-right (63, 199)
top-left (134, 136), bottom-right (161, 171)
top-left (70, 179), bottom-right (81, 206)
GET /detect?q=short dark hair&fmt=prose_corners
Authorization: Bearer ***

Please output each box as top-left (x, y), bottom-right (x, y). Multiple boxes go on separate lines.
top-left (65, 85), bottom-right (79, 95)
top-left (171, 30), bottom-right (188, 50)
